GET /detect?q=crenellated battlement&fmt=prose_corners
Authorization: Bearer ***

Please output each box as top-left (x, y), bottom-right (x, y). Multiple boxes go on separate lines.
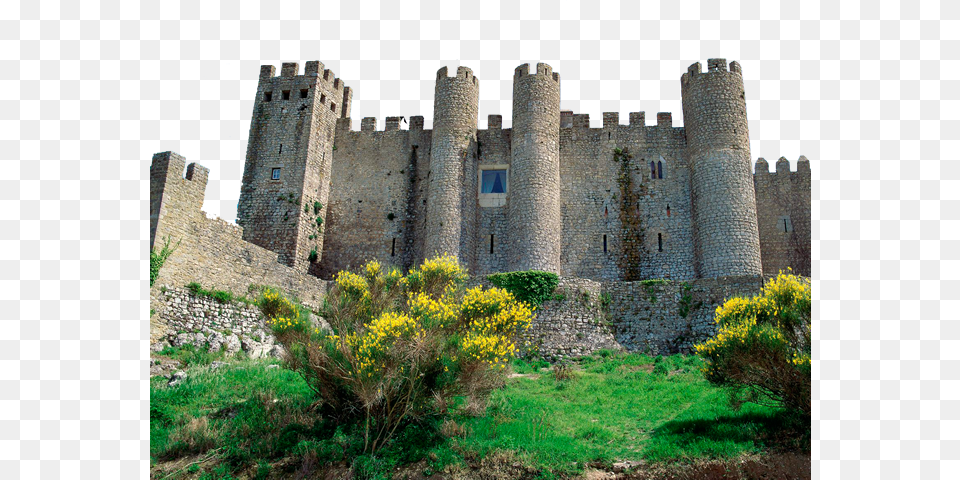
top-left (514, 62), bottom-right (560, 82)
top-left (255, 61), bottom-right (351, 119)
top-left (554, 111), bottom-right (680, 130)
top-left (348, 116), bottom-right (427, 133)
top-left (754, 156), bottom-right (811, 175)
top-left (263, 61), bottom-right (348, 93)
top-left (436, 66), bottom-right (479, 86)
top-left (681, 58), bottom-right (743, 85)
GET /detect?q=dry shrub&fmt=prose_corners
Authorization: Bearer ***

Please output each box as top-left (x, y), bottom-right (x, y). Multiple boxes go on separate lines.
top-left (440, 419), bottom-right (468, 439)
top-left (166, 417), bottom-right (217, 457)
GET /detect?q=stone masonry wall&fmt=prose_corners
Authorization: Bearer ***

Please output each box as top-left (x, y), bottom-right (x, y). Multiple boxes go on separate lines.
top-left (318, 118), bottom-right (426, 277)
top-left (473, 116), bottom-right (512, 275)
top-left (427, 67), bottom-right (479, 263)
top-left (605, 275), bottom-right (765, 355)
top-left (508, 63), bottom-right (563, 273)
top-left (150, 152), bottom-right (328, 309)
top-left (237, 62), bottom-right (348, 272)
top-left (681, 59), bottom-right (763, 278)
top-left (522, 277), bottom-right (622, 360)
top-left (754, 156), bottom-right (812, 277)
top-left (151, 287), bottom-right (281, 358)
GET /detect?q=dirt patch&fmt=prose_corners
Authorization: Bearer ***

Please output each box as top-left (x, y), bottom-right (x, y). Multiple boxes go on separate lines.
top-left (606, 453), bottom-right (811, 480)
top-left (507, 373), bottom-right (540, 379)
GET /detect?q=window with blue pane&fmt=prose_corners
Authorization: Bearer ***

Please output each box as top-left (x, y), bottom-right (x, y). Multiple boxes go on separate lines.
top-left (481, 169), bottom-right (507, 194)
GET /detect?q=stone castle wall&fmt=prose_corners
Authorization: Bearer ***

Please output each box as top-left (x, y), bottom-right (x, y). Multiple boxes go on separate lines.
top-left (150, 152), bottom-right (328, 309)
top-left (149, 58), bottom-right (810, 360)
top-left (150, 287), bottom-right (280, 358)
top-left (605, 275), bottom-right (766, 354)
top-left (151, 275), bottom-right (765, 360)
top-left (317, 117), bottom-right (429, 277)
top-left (754, 156), bottom-right (812, 276)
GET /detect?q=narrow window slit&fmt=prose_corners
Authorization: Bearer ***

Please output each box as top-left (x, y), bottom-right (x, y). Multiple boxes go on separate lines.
top-left (490, 234), bottom-right (494, 254)
top-left (391, 238), bottom-right (396, 256)
top-left (666, 205), bottom-right (671, 217)
top-left (603, 234), bottom-right (608, 253)
top-left (279, 144), bottom-right (282, 154)
top-left (658, 233), bottom-right (663, 252)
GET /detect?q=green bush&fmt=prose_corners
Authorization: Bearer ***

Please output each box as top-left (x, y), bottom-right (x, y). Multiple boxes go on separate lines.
top-left (695, 271), bottom-right (811, 415)
top-left (185, 282), bottom-right (239, 304)
top-left (487, 270), bottom-right (559, 307)
top-left (150, 236), bottom-right (179, 286)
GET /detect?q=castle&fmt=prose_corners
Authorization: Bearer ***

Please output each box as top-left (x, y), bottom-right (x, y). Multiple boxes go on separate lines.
top-left (149, 59), bottom-right (810, 356)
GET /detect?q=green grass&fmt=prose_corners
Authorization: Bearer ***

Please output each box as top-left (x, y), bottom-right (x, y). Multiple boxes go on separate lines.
top-left (437, 353), bottom-right (791, 476)
top-left (150, 357), bottom-right (317, 465)
top-left (150, 352), bottom-right (806, 478)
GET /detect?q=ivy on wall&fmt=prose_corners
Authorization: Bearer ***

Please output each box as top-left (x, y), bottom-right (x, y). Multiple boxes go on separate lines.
top-left (614, 147), bottom-right (646, 281)
top-left (487, 270), bottom-right (559, 307)
top-left (150, 236), bottom-right (180, 287)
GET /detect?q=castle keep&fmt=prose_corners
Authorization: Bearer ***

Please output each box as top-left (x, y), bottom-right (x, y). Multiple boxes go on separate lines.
top-left (150, 59), bottom-right (811, 356)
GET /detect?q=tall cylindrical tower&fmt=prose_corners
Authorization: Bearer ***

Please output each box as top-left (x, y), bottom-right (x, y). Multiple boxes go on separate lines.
top-left (424, 66), bottom-right (479, 261)
top-left (681, 59), bottom-right (763, 278)
top-left (508, 63), bottom-right (562, 273)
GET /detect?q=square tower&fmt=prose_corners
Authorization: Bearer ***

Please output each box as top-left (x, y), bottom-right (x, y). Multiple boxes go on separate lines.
top-left (237, 61), bottom-right (352, 272)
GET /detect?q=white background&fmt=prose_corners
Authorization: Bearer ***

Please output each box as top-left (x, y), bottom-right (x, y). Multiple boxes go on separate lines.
top-left (7, 0), bottom-right (951, 478)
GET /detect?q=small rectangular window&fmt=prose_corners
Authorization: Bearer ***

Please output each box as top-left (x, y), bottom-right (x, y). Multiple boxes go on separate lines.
top-left (779, 216), bottom-right (793, 233)
top-left (320, 94), bottom-right (326, 104)
top-left (282, 90), bottom-right (290, 100)
top-left (300, 89), bottom-right (308, 99)
top-left (481, 170), bottom-right (507, 194)
top-left (330, 102), bottom-right (337, 112)
top-left (271, 168), bottom-right (280, 180)
top-left (264, 92), bottom-right (272, 102)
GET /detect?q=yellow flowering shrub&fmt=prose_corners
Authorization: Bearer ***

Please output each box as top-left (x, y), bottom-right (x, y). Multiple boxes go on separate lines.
top-left (334, 270), bottom-right (368, 301)
top-left (258, 288), bottom-right (300, 323)
top-left (348, 311), bottom-right (422, 378)
top-left (407, 292), bottom-right (458, 330)
top-left (266, 255), bottom-right (533, 453)
top-left (694, 270), bottom-right (811, 415)
top-left (460, 332), bottom-right (517, 369)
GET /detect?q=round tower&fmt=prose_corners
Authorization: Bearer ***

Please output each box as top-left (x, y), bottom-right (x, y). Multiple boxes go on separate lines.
top-left (508, 63), bottom-right (562, 273)
top-left (681, 59), bottom-right (763, 278)
top-left (425, 66), bottom-right (479, 261)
